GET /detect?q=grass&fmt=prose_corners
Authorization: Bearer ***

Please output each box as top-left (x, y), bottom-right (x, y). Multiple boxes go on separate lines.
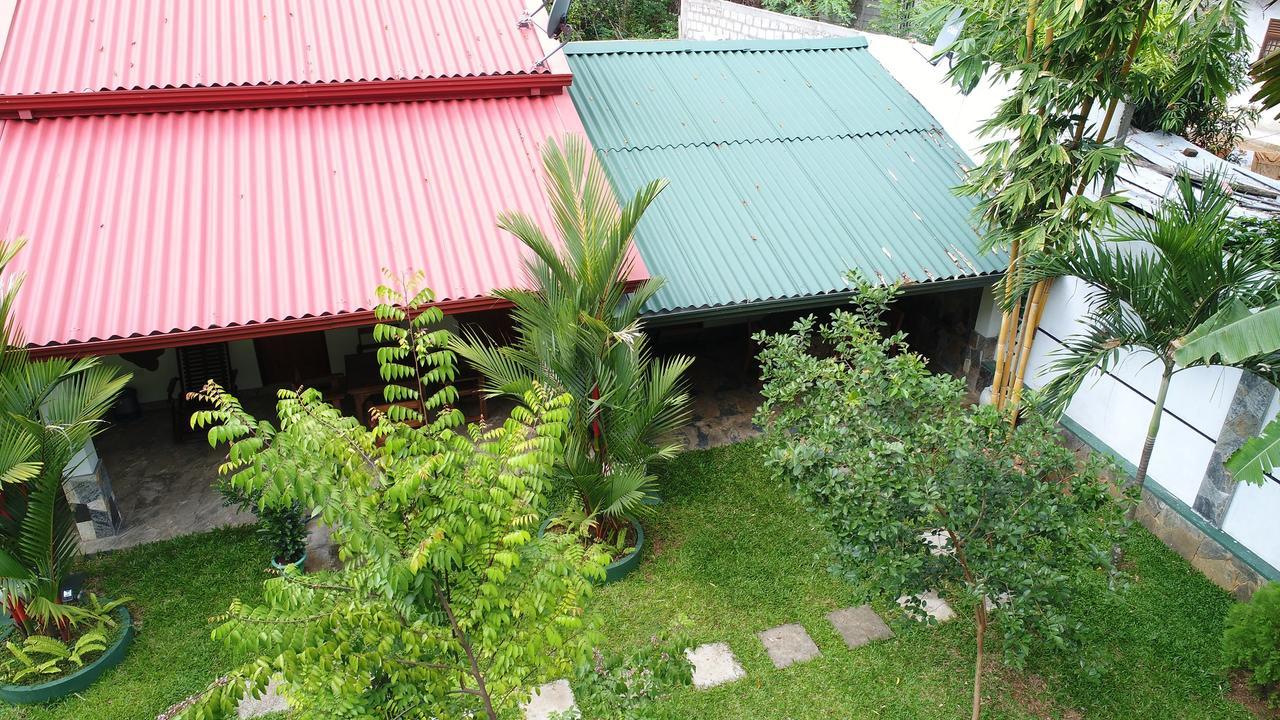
top-left (2, 525), bottom-right (270, 720)
top-left (587, 441), bottom-right (1257, 720)
top-left (0, 442), bottom-right (1258, 719)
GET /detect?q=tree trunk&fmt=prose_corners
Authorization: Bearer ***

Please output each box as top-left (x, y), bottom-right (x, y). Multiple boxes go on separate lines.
top-left (1113, 359), bottom-right (1173, 566)
top-left (1130, 359), bottom-right (1174, 515)
top-left (435, 582), bottom-right (499, 720)
top-left (971, 601), bottom-right (988, 720)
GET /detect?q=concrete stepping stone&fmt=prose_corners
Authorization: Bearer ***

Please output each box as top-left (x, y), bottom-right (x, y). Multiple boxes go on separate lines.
top-left (238, 679), bottom-right (288, 719)
top-left (523, 679), bottom-right (577, 720)
top-left (897, 590), bottom-right (956, 623)
top-left (686, 642), bottom-right (746, 689)
top-left (827, 605), bottom-right (894, 648)
top-left (757, 623), bottom-right (822, 669)
top-left (921, 529), bottom-right (953, 556)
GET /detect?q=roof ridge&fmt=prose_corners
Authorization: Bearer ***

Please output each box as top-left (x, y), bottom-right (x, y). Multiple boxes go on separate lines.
top-left (0, 72), bottom-right (573, 120)
top-left (592, 127), bottom-right (949, 152)
top-left (564, 37), bottom-right (868, 55)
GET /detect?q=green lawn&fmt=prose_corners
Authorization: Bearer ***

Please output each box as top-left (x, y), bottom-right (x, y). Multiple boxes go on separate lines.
top-left (587, 441), bottom-right (1256, 720)
top-left (2, 525), bottom-right (270, 720)
top-left (0, 442), bottom-right (1259, 719)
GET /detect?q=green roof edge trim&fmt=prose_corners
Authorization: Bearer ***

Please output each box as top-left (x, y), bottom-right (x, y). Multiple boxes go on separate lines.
top-left (641, 274), bottom-right (1001, 324)
top-left (1060, 415), bottom-right (1280, 583)
top-left (564, 37), bottom-right (869, 55)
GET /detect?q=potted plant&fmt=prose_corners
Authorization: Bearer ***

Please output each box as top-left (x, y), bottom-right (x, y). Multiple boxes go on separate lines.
top-left (452, 136), bottom-right (692, 583)
top-left (219, 483), bottom-right (308, 572)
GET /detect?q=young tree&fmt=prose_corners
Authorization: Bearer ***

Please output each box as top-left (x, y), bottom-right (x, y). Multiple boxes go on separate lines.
top-left (1018, 172), bottom-right (1280, 507)
top-left (183, 279), bottom-right (609, 720)
top-left (452, 136), bottom-right (692, 529)
top-left (0, 238), bottom-right (131, 639)
top-left (755, 285), bottom-right (1129, 720)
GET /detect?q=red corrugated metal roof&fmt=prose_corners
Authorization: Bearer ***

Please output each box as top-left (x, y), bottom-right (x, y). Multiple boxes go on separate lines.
top-left (0, 95), bottom-right (647, 354)
top-left (0, 0), bottom-right (561, 96)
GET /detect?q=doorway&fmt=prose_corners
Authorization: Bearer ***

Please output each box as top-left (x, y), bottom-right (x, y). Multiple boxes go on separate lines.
top-left (254, 331), bottom-right (331, 386)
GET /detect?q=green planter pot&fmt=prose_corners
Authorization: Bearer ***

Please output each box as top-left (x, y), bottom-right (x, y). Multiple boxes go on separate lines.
top-left (271, 551), bottom-right (307, 573)
top-left (538, 515), bottom-right (645, 584)
top-left (0, 606), bottom-right (134, 705)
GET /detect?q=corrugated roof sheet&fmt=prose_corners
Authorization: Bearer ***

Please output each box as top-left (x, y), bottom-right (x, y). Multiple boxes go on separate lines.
top-left (0, 0), bottom-right (556, 96)
top-left (0, 96), bottom-right (643, 351)
top-left (566, 38), bottom-right (1005, 315)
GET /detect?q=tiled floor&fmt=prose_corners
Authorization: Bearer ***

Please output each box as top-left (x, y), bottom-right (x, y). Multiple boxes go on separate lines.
top-left (86, 380), bottom-right (762, 554)
top-left (84, 407), bottom-right (255, 554)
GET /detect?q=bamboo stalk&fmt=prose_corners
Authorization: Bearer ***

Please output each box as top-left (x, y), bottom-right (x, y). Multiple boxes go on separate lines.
top-left (1005, 278), bottom-right (1053, 418)
top-left (1004, 5), bottom-right (1152, 416)
top-left (990, 238), bottom-right (1022, 407)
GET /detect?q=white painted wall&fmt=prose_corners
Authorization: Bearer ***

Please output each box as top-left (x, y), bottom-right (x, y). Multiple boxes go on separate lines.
top-left (1245, 0), bottom-right (1279, 60)
top-left (106, 339), bottom-right (265, 405)
top-left (1026, 275), bottom-right (1280, 569)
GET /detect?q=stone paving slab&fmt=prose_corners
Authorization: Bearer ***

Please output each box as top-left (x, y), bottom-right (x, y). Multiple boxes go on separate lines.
top-left (757, 623), bottom-right (822, 669)
top-left (921, 529), bottom-right (953, 556)
top-left (827, 605), bottom-right (894, 648)
top-left (238, 679), bottom-right (288, 719)
top-left (686, 642), bottom-right (746, 689)
top-left (897, 590), bottom-right (956, 623)
top-left (523, 679), bottom-right (577, 720)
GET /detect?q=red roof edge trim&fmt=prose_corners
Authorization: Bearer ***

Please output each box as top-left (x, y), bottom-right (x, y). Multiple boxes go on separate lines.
top-left (25, 279), bottom-right (646, 359)
top-left (0, 73), bottom-right (572, 119)
top-left (25, 296), bottom-right (515, 359)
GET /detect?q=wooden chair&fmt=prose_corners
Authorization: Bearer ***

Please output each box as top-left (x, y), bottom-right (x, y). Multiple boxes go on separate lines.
top-left (168, 343), bottom-right (238, 441)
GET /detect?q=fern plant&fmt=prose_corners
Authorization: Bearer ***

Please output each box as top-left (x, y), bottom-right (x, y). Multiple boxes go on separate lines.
top-left (0, 595), bottom-right (128, 683)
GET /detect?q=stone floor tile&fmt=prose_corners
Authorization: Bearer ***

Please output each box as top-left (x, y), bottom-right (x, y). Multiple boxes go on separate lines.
top-left (757, 623), bottom-right (822, 669)
top-left (686, 642), bottom-right (746, 689)
top-left (897, 590), bottom-right (956, 623)
top-left (523, 679), bottom-right (577, 720)
top-left (826, 605), bottom-right (894, 648)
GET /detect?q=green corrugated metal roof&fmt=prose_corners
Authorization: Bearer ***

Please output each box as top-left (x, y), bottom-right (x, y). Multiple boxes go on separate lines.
top-left (564, 38), bottom-right (1006, 317)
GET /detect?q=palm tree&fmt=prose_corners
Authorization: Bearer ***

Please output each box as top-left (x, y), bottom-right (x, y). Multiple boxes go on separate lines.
top-left (452, 135), bottom-right (692, 527)
top-left (1021, 171), bottom-right (1280, 506)
top-left (0, 238), bottom-right (130, 639)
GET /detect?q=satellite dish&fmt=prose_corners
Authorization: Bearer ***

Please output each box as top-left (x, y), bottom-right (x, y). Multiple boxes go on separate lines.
top-left (546, 0), bottom-right (571, 38)
top-left (930, 7), bottom-right (965, 65)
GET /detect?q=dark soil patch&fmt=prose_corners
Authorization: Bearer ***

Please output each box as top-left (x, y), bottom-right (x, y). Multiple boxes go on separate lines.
top-left (1228, 671), bottom-right (1280, 719)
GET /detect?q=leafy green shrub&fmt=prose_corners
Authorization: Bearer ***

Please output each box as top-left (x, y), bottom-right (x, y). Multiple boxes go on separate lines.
top-left (755, 284), bottom-right (1131, 720)
top-left (554, 623), bottom-right (693, 720)
top-left (563, 0), bottom-right (678, 40)
top-left (1223, 582), bottom-right (1280, 705)
top-left (181, 281), bottom-right (610, 720)
top-left (762, 0), bottom-right (854, 24)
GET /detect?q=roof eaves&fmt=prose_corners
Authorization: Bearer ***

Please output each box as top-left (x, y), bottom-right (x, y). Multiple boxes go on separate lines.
top-left (640, 272), bottom-right (1005, 324)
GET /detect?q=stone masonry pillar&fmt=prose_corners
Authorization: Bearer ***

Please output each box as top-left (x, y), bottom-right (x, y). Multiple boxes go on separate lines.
top-left (63, 439), bottom-right (124, 541)
top-left (1192, 372), bottom-right (1275, 527)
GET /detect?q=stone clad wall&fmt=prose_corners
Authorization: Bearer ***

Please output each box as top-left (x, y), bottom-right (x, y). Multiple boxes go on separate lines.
top-left (1059, 424), bottom-right (1272, 601)
top-left (680, 0), bottom-right (860, 40)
